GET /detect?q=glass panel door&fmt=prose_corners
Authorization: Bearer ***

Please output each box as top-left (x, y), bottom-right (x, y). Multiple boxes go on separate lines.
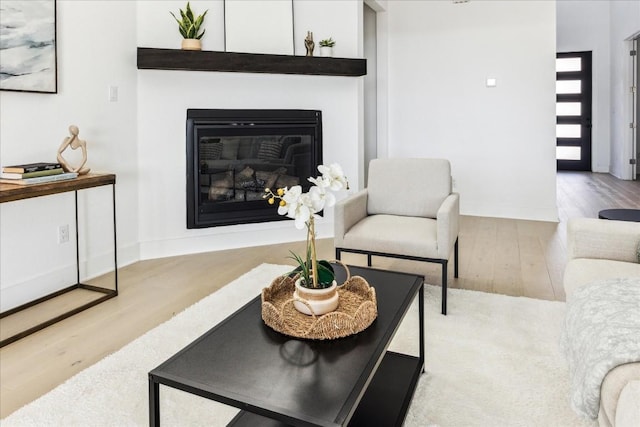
top-left (556, 51), bottom-right (592, 171)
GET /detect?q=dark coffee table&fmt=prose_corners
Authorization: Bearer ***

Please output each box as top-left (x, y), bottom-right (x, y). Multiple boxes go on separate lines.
top-left (598, 208), bottom-right (640, 222)
top-left (149, 265), bottom-right (425, 426)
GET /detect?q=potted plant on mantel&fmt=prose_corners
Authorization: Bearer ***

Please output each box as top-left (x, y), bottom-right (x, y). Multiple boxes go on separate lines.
top-left (170, 2), bottom-right (208, 51)
top-left (264, 164), bottom-right (349, 315)
top-left (319, 38), bottom-right (336, 57)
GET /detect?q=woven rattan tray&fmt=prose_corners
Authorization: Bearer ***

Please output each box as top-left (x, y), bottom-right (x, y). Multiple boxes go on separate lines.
top-left (261, 269), bottom-right (378, 340)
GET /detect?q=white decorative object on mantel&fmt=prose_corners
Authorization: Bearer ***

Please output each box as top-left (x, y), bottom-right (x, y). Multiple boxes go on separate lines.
top-left (319, 46), bottom-right (333, 57)
top-left (319, 37), bottom-right (335, 57)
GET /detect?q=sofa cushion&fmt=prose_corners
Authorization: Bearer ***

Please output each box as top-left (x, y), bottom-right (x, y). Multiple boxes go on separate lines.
top-left (221, 138), bottom-right (240, 160)
top-left (564, 258), bottom-right (640, 298)
top-left (199, 138), bottom-right (222, 160)
top-left (257, 140), bottom-right (283, 160)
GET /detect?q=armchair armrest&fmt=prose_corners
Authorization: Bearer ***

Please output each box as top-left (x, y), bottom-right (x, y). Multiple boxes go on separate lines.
top-left (334, 189), bottom-right (368, 246)
top-left (567, 218), bottom-right (640, 263)
top-left (436, 193), bottom-right (460, 259)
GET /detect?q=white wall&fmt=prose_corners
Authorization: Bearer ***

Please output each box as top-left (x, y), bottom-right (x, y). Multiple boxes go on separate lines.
top-left (384, 0), bottom-right (558, 221)
top-left (556, 0), bottom-right (611, 173)
top-left (136, 0), bottom-right (364, 260)
top-left (610, 1), bottom-right (640, 179)
top-left (2, 0), bottom-right (593, 309)
top-left (0, 1), bottom-right (139, 311)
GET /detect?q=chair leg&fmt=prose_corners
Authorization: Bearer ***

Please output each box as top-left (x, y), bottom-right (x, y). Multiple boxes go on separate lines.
top-left (441, 261), bottom-right (448, 315)
top-left (335, 248), bottom-right (341, 260)
top-left (454, 238), bottom-right (459, 278)
top-left (367, 253), bottom-right (372, 267)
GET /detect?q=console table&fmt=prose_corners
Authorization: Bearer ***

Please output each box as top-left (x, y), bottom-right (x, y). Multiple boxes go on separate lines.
top-left (0, 173), bottom-right (118, 347)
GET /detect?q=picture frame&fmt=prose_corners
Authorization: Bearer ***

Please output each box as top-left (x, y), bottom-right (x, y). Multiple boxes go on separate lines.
top-left (0, 0), bottom-right (57, 94)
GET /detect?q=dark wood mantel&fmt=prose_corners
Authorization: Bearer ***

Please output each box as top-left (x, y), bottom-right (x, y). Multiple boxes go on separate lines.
top-left (137, 47), bottom-right (367, 77)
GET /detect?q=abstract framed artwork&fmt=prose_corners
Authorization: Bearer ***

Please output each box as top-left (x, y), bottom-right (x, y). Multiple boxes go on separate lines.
top-left (0, 0), bottom-right (57, 93)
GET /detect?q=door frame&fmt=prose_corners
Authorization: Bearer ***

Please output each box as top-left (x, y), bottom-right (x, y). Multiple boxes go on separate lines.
top-left (556, 51), bottom-right (593, 171)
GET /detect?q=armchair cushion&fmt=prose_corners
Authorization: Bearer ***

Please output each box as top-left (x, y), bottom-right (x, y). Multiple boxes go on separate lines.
top-left (339, 215), bottom-right (438, 259)
top-left (367, 158), bottom-right (451, 218)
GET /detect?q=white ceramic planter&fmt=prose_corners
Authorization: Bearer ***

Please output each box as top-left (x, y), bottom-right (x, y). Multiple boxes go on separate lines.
top-left (293, 279), bottom-right (339, 316)
top-left (319, 46), bottom-right (333, 57)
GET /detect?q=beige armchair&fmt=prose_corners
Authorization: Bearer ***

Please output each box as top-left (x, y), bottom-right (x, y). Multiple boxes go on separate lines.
top-left (334, 158), bottom-right (459, 314)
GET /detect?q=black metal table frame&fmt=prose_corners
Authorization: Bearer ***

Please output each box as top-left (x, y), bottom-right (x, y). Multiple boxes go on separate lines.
top-left (149, 273), bottom-right (425, 427)
top-left (0, 184), bottom-right (118, 347)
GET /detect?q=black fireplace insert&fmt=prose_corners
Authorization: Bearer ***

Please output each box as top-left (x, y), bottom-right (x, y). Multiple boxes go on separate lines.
top-left (186, 109), bottom-right (323, 228)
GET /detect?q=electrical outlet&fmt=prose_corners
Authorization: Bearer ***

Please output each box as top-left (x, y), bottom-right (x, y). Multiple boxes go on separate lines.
top-left (58, 224), bottom-right (69, 244)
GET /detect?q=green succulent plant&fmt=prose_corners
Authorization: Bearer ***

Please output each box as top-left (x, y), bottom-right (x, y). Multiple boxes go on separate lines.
top-left (319, 38), bottom-right (336, 48)
top-left (170, 2), bottom-right (208, 40)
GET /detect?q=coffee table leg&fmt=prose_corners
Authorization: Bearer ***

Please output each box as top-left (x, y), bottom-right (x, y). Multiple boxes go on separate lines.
top-left (149, 375), bottom-right (160, 427)
top-left (419, 283), bottom-right (425, 373)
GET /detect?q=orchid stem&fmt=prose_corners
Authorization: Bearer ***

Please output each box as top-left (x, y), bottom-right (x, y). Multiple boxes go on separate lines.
top-left (309, 217), bottom-right (318, 288)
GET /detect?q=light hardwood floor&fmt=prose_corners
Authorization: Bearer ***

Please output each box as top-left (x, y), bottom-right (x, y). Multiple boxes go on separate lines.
top-left (1, 171), bottom-right (639, 418)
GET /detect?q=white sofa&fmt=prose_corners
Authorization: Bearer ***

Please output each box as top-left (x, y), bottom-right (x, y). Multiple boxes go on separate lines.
top-left (564, 218), bottom-right (640, 427)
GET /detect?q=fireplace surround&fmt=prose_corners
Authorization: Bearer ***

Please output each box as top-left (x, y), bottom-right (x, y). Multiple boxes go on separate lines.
top-left (186, 109), bottom-right (323, 228)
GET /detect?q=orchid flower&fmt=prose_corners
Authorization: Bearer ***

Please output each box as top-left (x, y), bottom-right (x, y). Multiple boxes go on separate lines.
top-left (264, 164), bottom-right (349, 287)
top-left (317, 163), bottom-right (348, 191)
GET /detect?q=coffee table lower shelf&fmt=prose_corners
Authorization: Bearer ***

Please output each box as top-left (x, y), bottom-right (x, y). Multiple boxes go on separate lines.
top-left (228, 351), bottom-right (423, 427)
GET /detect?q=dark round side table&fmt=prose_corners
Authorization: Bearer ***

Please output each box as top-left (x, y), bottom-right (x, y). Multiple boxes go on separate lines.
top-left (598, 209), bottom-right (640, 222)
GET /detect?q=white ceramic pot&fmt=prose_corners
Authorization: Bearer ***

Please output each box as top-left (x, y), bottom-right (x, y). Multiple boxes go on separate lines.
top-left (319, 46), bottom-right (333, 57)
top-left (293, 279), bottom-right (339, 316)
top-left (181, 38), bottom-right (202, 51)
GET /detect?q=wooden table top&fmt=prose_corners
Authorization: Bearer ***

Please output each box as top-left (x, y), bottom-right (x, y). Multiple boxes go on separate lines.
top-left (0, 173), bottom-right (116, 203)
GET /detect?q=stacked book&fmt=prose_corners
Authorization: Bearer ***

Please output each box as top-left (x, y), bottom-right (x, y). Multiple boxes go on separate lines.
top-left (0, 162), bottom-right (78, 185)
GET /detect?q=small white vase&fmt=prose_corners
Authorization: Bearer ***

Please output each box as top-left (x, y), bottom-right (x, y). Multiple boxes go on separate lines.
top-left (181, 39), bottom-right (202, 51)
top-left (319, 46), bottom-right (333, 57)
top-left (293, 279), bottom-right (339, 316)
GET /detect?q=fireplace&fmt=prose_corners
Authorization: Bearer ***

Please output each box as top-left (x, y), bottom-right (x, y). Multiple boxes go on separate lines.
top-left (186, 109), bottom-right (323, 228)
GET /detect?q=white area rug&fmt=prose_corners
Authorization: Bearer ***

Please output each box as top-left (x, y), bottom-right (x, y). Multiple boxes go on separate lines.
top-left (2, 264), bottom-right (596, 427)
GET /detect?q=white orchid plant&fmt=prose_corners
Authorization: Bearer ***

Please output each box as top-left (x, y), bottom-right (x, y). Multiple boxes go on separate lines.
top-left (264, 164), bottom-right (349, 289)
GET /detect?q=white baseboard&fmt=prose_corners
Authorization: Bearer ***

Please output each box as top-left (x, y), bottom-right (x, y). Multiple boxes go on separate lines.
top-left (0, 242), bottom-right (139, 312)
top-left (139, 221), bottom-right (335, 260)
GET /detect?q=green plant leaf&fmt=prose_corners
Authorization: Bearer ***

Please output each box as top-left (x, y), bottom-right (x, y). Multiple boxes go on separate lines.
top-left (287, 251), bottom-right (311, 285)
top-left (185, 2), bottom-right (195, 23)
top-left (196, 29), bottom-right (206, 40)
top-left (316, 261), bottom-right (335, 286)
top-left (194, 10), bottom-right (207, 29)
top-left (186, 23), bottom-right (196, 38)
top-left (169, 11), bottom-right (180, 24)
top-left (179, 8), bottom-right (191, 26)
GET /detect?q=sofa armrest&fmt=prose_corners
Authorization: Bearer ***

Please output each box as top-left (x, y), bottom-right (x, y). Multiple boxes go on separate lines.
top-left (334, 189), bottom-right (368, 247)
top-left (436, 193), bottom-right (460, 259)
top-left (567, 218), bottom-right (640, 263)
